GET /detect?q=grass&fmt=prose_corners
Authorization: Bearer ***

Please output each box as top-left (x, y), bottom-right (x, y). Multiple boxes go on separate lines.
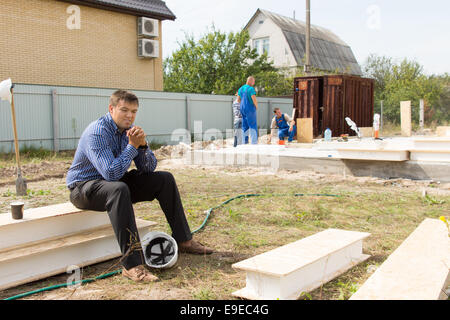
top-left (0, 154), bottom-right (448, 300)
top-left (380, 120), bottom-right (449, 136)
top-left (134, 166), bottom-right (449, 300)
top-left (0, 146), bottom-right (74, 166)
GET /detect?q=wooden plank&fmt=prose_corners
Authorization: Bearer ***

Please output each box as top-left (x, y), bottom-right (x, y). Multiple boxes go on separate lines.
top-left (359, 127), bottom-right (373, 138)
top-left (232, 229), bottom-right (371, 300)
top-left (0, 203), bottom-right (156, 251)
top-left (233, 229), bottom-right (370, 277)
top-left (0, 207), bottom-right (112, 251)
top-left (1, 252), bottom-right (122, 292)
top-left (297, 118), bottom-right (313, 143)
top-left (410, 149), bottom-right (450, 154)
top-left (233, 250), bottom-right (369, 300)
top-left (337, 149), bottom-right (410, 161)
top-left (400, 101), bottom-right (412, 137)
top-left (0, 219), bottom-right (155, 291)
top-left (0, 220), bottom-right (156, 263)
top-left (413, 138), bottom-right (450, 143)
top-left (0, 202), bottom-right (83, 227)
top-left (413, 138), bottom-right (450, 150)
top-left (350, 218), bottom-right (450, 300)
top-left (409, 150), bottom-right (450, 162)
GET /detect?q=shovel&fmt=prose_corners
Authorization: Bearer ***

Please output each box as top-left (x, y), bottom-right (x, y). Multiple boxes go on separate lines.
top-left (9, 85), bottom-right (27, 196)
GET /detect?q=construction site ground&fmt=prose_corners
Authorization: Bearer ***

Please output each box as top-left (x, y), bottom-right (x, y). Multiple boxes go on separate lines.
top-left (0, 140), bottom-right (449, 300)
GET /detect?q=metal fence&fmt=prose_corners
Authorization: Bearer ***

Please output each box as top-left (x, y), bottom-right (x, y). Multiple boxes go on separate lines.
top-left (0, 84), bottom-right (293, 153)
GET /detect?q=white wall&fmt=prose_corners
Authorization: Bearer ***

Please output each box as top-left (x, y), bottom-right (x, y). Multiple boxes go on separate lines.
top-left (246, 12), bottom-right (297, 69)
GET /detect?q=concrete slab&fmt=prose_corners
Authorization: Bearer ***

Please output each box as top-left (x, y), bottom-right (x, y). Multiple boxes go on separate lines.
top-left (187, 136), bottom-right (450, 182)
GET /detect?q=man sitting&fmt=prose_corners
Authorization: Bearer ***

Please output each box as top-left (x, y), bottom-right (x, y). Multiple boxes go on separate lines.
top-left (268, 108), bottom-right (297, 143)
top-left (66, 90), bottom-right (213, 283)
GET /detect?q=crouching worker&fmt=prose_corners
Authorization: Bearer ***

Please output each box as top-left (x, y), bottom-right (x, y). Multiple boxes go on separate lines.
top-left (268, 108), bottom-right (297, 143)
top-left (66, 90), bottom-right (213, 283)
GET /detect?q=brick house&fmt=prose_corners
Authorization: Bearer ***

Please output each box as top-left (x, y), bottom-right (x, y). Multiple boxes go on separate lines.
top-left (0, 0), bottom-right (176, 91)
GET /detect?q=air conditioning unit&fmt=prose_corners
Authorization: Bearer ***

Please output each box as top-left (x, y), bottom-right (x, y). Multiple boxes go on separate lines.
top-left (137, 17), bottom-right (159, 38)
top-left (138, 39), bottom-right (159, 58)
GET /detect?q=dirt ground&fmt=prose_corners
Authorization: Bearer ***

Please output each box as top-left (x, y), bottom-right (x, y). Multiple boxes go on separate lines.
top-left (0, 146), bottom-right (449, 300)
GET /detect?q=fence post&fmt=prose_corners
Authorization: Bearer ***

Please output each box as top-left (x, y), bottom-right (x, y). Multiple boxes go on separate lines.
top-left (419, 99), bottom-right (424, 131)
top-left (380, 100), bottom-right (383, 133)
top-left (231, 97), bottom-right (234, 130)
top-left (268, 100), bottom-right (272, 129)
top-left (186, 95), bottom-right (191, 135)
top-left (51, 89), bottom-right (60, 152)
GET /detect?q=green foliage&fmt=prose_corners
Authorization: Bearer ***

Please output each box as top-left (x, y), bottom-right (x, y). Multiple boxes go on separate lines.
top-left (2, 190), bottom-right (14, 197)
top-left (423, 194), bottom-right (445, 205)
top-left (26, 189), bottom-right (51, 197)
top-left (363, 54), bottom-right (448, 124)
top-left (163, 25), bottom-right (356, 97)
top-left (163, 26), bottom-right (291, 96)
top-left (336, 280), bottom-right (359, 300)
top-left (165, 29), bottom-right (449, 124)
top-left (192, 287), bottom-right (217, 300)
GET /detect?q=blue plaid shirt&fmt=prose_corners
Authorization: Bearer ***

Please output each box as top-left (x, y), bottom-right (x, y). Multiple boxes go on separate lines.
top-left (66, 112), bottom-right (157, 189)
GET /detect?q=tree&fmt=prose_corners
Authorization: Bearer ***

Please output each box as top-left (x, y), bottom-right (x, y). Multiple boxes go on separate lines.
top-left (163, 26), bottom-right (290, 96)
top-left (363, 54), bottom-right (447, 124)
top-left (430, 74), bottom-right (450, 122)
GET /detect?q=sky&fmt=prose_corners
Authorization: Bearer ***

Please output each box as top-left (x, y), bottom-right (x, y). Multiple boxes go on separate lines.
top-left (161, 0), bottom-right (450, 75)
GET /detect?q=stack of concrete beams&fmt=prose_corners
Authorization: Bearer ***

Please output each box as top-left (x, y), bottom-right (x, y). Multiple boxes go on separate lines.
top-left (0, 203), bottom-right (155, 291)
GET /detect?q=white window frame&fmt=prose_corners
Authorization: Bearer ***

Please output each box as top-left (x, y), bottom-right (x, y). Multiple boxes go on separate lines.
top-left (253, 37), bottom-right (269, 56)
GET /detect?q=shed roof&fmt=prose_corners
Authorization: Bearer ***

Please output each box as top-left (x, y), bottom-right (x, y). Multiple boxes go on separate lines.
top-left (58, 0), bottom-right (176, 20)
top-left (246, 9), bottom-right (361, 75)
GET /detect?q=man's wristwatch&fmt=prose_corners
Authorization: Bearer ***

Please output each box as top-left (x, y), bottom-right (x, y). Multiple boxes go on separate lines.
top-left (138, 140), bottom-right (149, 150)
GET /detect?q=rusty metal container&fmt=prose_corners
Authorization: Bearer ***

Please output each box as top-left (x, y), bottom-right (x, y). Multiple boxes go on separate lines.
top-left (294, 75), bottom-right (374, 137)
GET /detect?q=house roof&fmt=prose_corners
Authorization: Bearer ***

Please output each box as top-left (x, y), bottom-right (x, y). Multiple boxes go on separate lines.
top-left (58, 0), bottom-right (176, 20)
top-left (246, 9), bottom-right (362, 75)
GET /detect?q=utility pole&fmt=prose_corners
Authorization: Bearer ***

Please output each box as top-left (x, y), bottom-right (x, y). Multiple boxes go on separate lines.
top-left (304, 0), bottom-right (311, 74)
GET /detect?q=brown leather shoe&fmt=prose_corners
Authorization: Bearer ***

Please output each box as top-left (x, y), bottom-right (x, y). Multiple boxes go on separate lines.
top-left (178, 240), bottom-right (214, 255)
top-left (122, 265), bottom-right (159, 283)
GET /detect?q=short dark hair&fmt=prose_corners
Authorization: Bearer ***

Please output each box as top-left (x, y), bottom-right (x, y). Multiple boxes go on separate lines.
top-left (110, 90), bottom-right (139, 107)
top-left (273, 107), bottom-right (280, 113)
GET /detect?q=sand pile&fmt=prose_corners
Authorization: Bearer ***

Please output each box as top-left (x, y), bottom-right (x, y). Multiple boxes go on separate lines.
top-left (153, 134), bottom-right (275, 160)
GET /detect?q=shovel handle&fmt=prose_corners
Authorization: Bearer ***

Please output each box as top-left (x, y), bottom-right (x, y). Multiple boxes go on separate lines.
top-left (10, 89), bottom-right (22, 173)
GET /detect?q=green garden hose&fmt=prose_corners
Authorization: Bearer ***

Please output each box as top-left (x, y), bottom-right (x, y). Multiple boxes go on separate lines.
top-left (191, 192), bottom-right (341, 234)
top-left (3, 192), bottom-right (340, 300)
top-left (3, 269), bottom-right (122, 301)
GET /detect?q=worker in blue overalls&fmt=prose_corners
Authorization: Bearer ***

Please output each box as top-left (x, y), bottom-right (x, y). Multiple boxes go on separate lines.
top-left (237, 76), bottom-right (258, 144)
top-left (268, 108), bottom-right (296, 144)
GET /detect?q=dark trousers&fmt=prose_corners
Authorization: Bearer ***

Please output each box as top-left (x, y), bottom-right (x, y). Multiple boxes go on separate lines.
top-left (69, 170), bottom-right (192, 270)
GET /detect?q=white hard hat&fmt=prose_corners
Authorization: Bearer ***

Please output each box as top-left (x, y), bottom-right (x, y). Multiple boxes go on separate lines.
top-left (141, 231), bottom-right (178, 269)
